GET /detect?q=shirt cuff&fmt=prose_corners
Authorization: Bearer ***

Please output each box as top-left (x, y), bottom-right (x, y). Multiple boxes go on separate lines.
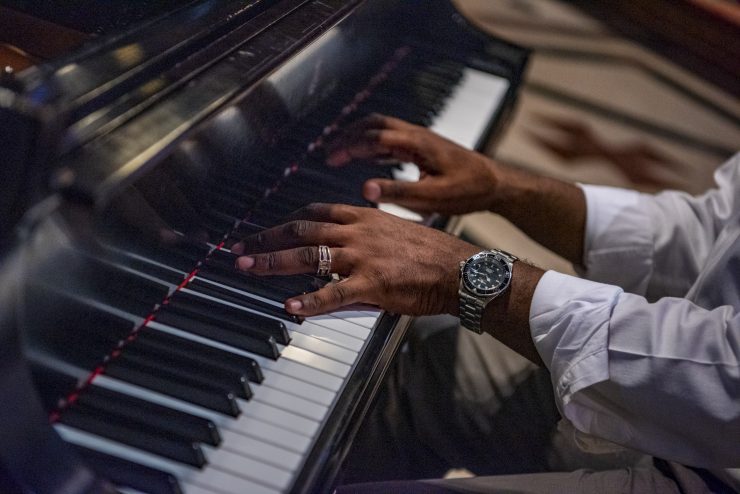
top-left (577, 184), bottom-right (654, 294)
top-left (578, 184), bottom-right (641, 255)
top-left (530, 271), bottom-right (622, 408)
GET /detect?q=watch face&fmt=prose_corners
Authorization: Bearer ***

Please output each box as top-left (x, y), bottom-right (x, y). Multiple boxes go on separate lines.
top-left (462, 252), bottom-right (511, 296)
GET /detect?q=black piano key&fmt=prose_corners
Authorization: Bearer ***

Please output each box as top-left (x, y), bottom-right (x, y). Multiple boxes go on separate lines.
top-left (164, 239), bottom-right (211, 263)
top-left (208, 249), bottom-right (325, 294)
top-left (80, 385), bottom-right (221, 446)
top-left (135, 329), bottom-right (264, 383)
top-left (199, 264), bottom-right (296, 303)
top-left (107, 252), bottom-right (187, 286)
top-left (154, 308), bottom-right (280, 359)
top-left (188, 277), bottom-right (301, 324)
top-left (24, 289), bottom-right (136, 373)
top-left (228, 222), bottom-right (265, 242)
top-left (207, 194), bottom-right (250, 217)
top-left (200, 209), bottom-right (239, 233)
top-left (74, 446), bottom-right (183, 494)
top-left (62, 404), bottom-right (207, 468)
top-left (123, 344), bottom-right (253, 400)
top-left (168, 291), bottom-right (290, 345)
top-left (105, 358), bottom-right (241, 416)
top-left (87, 258), bottom-right (171, 307)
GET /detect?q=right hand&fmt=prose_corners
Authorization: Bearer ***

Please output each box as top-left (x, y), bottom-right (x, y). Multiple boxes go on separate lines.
top-left (325, 114), bottom-right (501, 215)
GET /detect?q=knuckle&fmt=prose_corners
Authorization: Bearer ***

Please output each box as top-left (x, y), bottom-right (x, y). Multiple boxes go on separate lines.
top-left (255, 253), bottom-right (275, 271)
top-left (410, 131), bottom-right (424, 149)
top-left (304, 294), bottom-right (321, 311)
top-left (288, 220), bottom-right (311, 239)
top-left (298, 246), bottom-right (317, 266)
top-left (331, 203), bottom-right (357, 222)
top-left (330, 284), bottom-right (349, 305)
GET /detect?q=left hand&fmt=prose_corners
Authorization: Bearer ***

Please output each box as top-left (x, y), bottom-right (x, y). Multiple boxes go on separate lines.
top-left (230, 203), bottom-right (480, 317)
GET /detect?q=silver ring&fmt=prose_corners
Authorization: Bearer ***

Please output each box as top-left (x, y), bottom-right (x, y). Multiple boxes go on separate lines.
top-left (317, 245), bottom-right (332, 276)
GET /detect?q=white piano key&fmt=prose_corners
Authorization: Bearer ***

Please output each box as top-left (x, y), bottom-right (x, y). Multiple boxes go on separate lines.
top-left (218, 428), bottom-right (303, 471)
top-left (285, 319), bottom-right (366, 352)
top-left (251, 385), bottom-right (329, 422)
top-left (280, 345), bottom-right (351, 378)
top-left (224, 408), bottom-right (312, 454)
top-left (329, 312), bottom-right (380, 330)
top-left (192, 277), bottom-right (284, 308)
top-left (203, 447), bottom-right (293, 491)
top-left (182, 484), bottom-right (223, 494)
top-left (93, 375), bottom-right (314, 454)
top-left (306, 315), bottom-right (371, 340)
top-left (430, 68), bottom-right (509, 150)
top-left (378, 203), bottom-right (424, 222)
top-left (285, 331), bottom-right (357, 365)
top-left (146, 322), bottom-right (345, 390)
top-left (256, 354), bottom-right (343, 392)
top-left (238, 397), bottom-right (320, 437)
top-left (260, 369), bottom-right (336, 406)
top-left (182, 285), bottom-right (367, 353)
top-left (391, 162), bottom-right (421, 182)
top-left (55, 425), bottom-right (280, 494)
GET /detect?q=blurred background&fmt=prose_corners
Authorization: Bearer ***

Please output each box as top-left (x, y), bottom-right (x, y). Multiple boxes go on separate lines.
top-left (454, 0), bottom-right (740, 275)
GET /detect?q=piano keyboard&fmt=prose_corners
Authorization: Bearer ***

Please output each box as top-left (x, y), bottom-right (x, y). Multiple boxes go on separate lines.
top-left (38, 45), bottom-right (511, 494)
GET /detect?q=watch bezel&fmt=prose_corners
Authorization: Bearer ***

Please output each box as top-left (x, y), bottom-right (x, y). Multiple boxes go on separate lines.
top-left (461, 251), bottom-right (512, 297)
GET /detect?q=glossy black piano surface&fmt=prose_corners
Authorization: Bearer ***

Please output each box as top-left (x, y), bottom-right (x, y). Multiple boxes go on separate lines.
top-left (0, 1), bottom-right (528, 493)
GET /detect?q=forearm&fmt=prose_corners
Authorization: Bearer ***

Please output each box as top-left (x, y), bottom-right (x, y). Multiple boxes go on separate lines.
top-left (488, 163), bottom-right (587, 266)
top-left (479, 262), bottom-right (546, 366)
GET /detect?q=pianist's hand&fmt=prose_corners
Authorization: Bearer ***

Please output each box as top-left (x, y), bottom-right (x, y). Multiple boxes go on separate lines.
top-left (325, 113), bottom-right (501, 214)
top-left (231, 203), bottom-right (480, 316)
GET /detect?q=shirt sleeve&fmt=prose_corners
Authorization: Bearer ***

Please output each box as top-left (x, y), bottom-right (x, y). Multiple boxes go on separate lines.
top-left (530, 270), bottom-right (740, 467)
top-left (580, 153), bottom-right (740, 300)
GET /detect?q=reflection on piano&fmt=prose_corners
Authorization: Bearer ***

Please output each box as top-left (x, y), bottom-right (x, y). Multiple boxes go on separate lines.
top-left (0, 1), bottom-right (528, 493)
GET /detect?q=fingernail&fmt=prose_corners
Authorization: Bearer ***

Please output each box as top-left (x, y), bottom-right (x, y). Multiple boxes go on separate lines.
top-left (231, 242), bottom-right (244, 255)
top-left (364, 181), bottom-right (381, 201)
top-left (235, 256), bottom-right (255, 270)
top-left (286, 299), bottom-right (303, 313)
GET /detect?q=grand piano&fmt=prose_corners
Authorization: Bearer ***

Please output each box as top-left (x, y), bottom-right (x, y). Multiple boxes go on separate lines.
top-left (0, 1), bottom-right (528, 493)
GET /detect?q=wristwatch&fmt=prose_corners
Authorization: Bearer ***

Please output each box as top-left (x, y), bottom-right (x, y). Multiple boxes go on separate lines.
top-left (459, 249), bottom-right (518, 334)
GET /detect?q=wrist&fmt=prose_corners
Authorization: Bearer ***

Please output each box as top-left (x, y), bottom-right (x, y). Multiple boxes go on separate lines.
top-left (481, 262), bottom-right (546, 366)
top-left (486, 162), bottom-right (537, 215)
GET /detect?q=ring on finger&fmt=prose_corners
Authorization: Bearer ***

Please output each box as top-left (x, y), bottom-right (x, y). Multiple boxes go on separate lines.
top-left (317, 245), bottom-right (332, 276)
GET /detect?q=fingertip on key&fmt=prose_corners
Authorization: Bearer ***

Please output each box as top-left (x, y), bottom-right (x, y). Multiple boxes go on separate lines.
top-left (363, 181), bottom-right (381, 201)
top-left (286, 299), bottom-right (303, 313)
top-left (235, 256), bottom-right (255, 270)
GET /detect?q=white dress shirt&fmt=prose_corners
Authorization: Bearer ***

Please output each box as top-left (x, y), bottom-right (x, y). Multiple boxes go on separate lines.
top-left (529, 153), bottom-right (740, 469)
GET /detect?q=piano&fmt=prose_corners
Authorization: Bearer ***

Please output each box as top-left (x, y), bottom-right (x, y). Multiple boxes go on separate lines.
top-left (0, 1), bottom-right (528, 493)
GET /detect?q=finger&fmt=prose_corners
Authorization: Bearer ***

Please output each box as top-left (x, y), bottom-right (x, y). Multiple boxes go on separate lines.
top-left (235, 246), bottom-right (354, 276)
top-left (285, 277), bottom-right (366, 316)
top-left (362, 177), bottom-right (450, 207)
top-left (234, 220), bottom-right (345, 254)
top-left (324, 114), bottom-right (423, 164)
top-left (282, 203), bottom-right (360, 225)
top-left (328, 129), bottom-right (436, 169)
top-left (338, 113), bottom-right (418, 136)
